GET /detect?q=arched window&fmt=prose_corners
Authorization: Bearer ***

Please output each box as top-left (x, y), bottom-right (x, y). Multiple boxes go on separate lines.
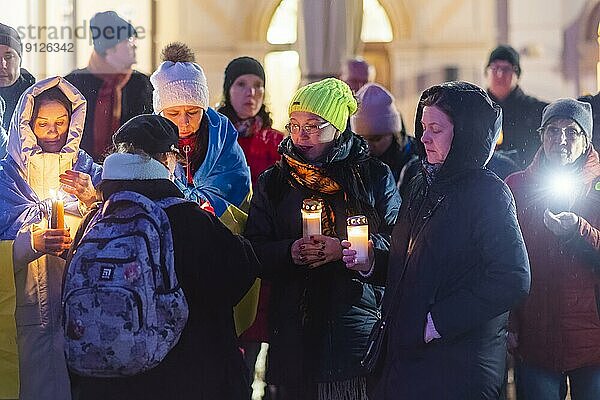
top-left (264, 0), bottom-right (301, 130)
top-left (361, 0), bottom-right (393, 43)
top-left (264, 0), bottom-right (394, 130)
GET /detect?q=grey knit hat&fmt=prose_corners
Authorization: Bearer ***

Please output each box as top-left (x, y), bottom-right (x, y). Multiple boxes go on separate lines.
top-left (150, 61), bottom-right (209, 113)
top-left (90, 11), bottom-right (137, 54)
top-left (541, 98), bottom-right (593, 145)
top-left (0, 23), bottom-right (22, 57)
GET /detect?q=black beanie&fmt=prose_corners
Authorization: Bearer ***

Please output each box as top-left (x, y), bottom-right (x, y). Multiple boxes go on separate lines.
top-left (487, 45), bottom-right (521, 77)
top-left (113, 114), bottom-right (179, 154)
top-left (90, 11), bottom-right (137, 54)
top-left (0, 23), bottom-right (22, 58)
top-left (223, 56), bottom-right (265, 101)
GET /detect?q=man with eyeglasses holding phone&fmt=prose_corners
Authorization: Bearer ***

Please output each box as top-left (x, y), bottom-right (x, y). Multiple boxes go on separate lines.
top-left (485, 44), bottom-right (548, 168)
top-left (506, 98), bottom-right (600, 400)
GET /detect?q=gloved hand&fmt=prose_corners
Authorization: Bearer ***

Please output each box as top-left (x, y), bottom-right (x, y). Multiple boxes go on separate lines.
top-left (543, 208), bottom-right (579, 237)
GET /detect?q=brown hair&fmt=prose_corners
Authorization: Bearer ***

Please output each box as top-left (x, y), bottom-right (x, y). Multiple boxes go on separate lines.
top-left (419, 89), bottom-right (454, 124)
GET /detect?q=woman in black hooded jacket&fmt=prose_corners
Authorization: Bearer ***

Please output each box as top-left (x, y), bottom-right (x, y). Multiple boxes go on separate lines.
top-left (344, 81), bottom-right (531, 399)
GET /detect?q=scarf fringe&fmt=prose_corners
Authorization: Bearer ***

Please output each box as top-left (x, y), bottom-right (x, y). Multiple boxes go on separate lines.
top-left (316, 376), bottom-right (368, 400)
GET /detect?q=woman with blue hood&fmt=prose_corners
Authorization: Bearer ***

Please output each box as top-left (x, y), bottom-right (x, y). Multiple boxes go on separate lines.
top-left (343, 81), bottom-right (531, 399)
top-left (0, 76), bottom-right (102, 400)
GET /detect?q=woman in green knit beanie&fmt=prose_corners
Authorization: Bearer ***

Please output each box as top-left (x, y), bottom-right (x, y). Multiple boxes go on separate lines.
top-left (244, 77), bottom-right (401, 399)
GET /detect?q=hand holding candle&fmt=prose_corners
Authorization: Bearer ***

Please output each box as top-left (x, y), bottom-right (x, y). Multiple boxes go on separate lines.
top-left (32, 226), bottom-right (72, 256)
top-left (341, 239), bottom-right (374, 273)
top-left (347, 215), bottom-right (369, 264)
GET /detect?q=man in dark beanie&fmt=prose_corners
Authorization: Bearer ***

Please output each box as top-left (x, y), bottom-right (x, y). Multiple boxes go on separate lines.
top-left (485, 44), bottom-right (548, 168)
top-left (65, 11), bottom-right (153, 162)
top-left (506, 98), bottom-right (600, 400)
top-left (0, 22), bottom-right (36, 131)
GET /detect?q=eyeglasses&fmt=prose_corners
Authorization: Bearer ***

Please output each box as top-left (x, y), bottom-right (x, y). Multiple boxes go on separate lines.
top-left (487, 65), bottom-right (517, 75)
top-left (540, 125), bottom-right (585, 141)
top-left (285, 121), bottom-right (331, 136)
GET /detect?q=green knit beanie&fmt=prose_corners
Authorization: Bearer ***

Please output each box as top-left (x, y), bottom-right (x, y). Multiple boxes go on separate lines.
top-left (288, 77), bottom-right (358, 132)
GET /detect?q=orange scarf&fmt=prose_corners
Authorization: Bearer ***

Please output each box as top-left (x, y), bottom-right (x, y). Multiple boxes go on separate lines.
top-left (87, 51), bottom-right (133, 160)
top-left (284, 154), bottom-right (342, 236)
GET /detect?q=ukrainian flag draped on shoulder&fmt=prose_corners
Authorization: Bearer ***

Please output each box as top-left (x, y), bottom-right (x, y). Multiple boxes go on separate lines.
top-left (174, 107), bottom-right (251, 233)
top-left (173, 108), bottom-right (256, 335)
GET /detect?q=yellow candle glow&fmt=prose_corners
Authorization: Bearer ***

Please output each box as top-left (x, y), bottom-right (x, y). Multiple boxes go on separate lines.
top-left (301, 199), bottom-right (322, 237)
top-left (347, 215), bottom-right (369, 264)
top-left (50, 190), bottom-right (65, 229)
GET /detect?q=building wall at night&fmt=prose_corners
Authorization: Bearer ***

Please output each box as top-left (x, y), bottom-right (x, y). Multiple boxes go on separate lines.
top-left (2, 0), bottom-right (600, 131)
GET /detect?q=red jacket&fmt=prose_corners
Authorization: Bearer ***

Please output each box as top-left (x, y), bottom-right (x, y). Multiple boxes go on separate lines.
top-left (238, 125), bottom-right (283, 186)
top-left (237, 124), bottom-right (283, 342)
top-left (505, 147), bottom-right (600, 372)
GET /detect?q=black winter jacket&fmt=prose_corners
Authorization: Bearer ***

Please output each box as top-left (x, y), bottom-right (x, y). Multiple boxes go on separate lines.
top-left (64, 69), bottom-right (153, 160)
top-left (244, 133), bottom-right (400, 392)
top-left (371, 82), bottom-right (531, 400)
top-left (489, 85), bottom-right (547, 168)
top-left (70, 179), bottom-right (259, 400)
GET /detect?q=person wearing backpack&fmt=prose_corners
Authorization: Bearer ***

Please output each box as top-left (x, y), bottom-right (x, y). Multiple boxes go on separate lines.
top-left (0, 76), bottom-right (102, 400)
top-left (67, 114), bottom-right (260, 400)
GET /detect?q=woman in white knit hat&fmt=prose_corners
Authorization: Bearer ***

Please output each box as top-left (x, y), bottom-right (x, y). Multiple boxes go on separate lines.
top-left (150, 42), bottom-right (251, 234)
top-left (150, 43), bottom-right (259, 340)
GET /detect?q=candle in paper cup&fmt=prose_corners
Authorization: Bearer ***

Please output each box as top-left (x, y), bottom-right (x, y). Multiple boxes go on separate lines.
top-left (301, 199), bottom-right (322, 237)
top-left (347, 215), bottom-right (369, 264)
top-left (50, 189), bottom-right (65, 229)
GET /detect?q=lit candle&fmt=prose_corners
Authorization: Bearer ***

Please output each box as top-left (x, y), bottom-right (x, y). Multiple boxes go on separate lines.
top-left (301, 199), bottom-right (322, 237)
top-left (50, 189), bottom-right (65, 229)
top-left (347, 215), bottom-right (369, 264)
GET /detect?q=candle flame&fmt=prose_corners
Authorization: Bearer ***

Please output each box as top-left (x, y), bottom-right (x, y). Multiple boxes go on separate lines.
top-left (49, 188), bottom-right (67, 201)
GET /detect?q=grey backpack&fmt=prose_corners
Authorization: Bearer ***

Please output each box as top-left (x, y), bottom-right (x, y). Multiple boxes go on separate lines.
top-left (62, 191), bottom-right (189, 377)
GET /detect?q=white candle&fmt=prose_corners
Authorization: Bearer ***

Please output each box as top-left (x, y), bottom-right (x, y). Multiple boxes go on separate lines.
top-left (301, 199), bottom-right (322, 237)
top-left (347, 215), bottom-right (369, 264)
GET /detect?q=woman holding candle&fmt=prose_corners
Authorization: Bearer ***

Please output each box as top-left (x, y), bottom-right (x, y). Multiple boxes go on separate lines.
top-left (342, 81), bottom-right (531, 399)
top-left (244, 77), bottom-right (400, 400)
top-left (0, 76), bottom-right (102, 400)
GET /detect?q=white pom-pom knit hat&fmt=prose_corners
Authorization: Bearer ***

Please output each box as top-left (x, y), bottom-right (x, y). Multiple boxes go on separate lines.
top-left (150, 61), bottom-right (209, 113)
